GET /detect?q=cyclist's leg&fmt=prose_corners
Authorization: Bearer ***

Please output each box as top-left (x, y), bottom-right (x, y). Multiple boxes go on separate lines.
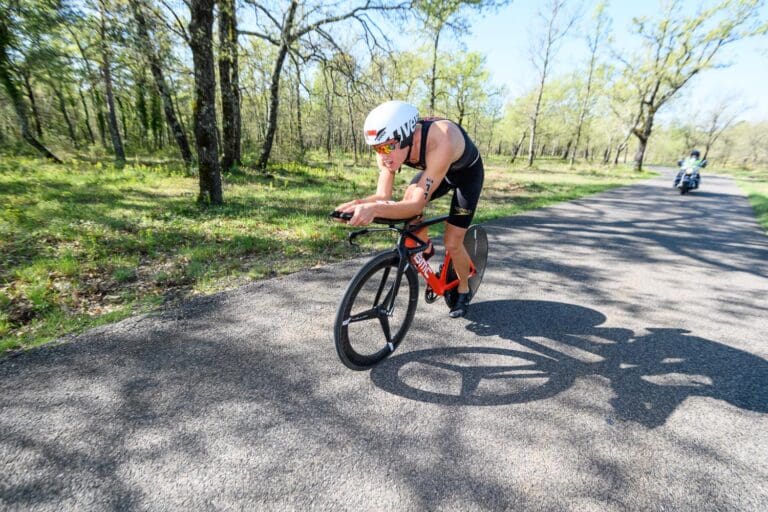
top-left (445, 224), bottom-right (471, 293)
top-left (445, 160), bottom-right (484, 295)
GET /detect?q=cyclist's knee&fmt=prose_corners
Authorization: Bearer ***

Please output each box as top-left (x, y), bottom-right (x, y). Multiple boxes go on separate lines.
top-left (443, 232), bottom-right (465, 253)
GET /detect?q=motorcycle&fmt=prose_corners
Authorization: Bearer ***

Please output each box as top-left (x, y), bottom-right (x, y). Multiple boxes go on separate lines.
top-left (674, 159), bottom-right (707, 195)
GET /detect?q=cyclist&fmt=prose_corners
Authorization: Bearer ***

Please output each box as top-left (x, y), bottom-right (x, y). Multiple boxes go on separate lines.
top-left (334, 100), bottom-right (484, 318)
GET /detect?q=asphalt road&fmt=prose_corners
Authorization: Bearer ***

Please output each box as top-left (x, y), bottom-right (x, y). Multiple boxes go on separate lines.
top-left (2, 168), bottom-right (767, 511)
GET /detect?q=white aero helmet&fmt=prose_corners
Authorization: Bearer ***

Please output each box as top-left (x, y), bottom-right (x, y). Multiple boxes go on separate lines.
top-left (363, 100), bottom-right (419, 146)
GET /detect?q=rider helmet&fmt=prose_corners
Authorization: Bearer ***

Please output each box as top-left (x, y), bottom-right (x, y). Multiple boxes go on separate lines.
top-left (690, 149), bottom-right (701, 159)
top-left (363, 101), bottom-right (419, 148)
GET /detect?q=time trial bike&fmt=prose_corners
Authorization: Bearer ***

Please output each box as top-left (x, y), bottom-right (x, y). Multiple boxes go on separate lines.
top-left (330, 211), bottom-right (488, 370)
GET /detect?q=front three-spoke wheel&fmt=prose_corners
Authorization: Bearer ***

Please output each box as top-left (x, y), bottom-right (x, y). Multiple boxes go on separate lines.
top-left (334, 251), bottom-right (419, 370)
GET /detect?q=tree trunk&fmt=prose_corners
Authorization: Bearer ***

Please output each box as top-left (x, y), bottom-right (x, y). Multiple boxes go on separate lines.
top-left (135, 75), bottom-right (149, 148)
top-left (189, 0), bottom-right (222, 204)
top-left (346, 82), bottom-right (358, 164)
top-left (67, 26), bottom-right (108, 149)
top-left (20, 70), bottom-right (43, 138)
top-left (429, 23), bottom-right (443, 115)
top-left (53, 84), bottom-right (78, 148)
top-left (570, 12), bottom-right (604, 167)
top-left (257, 46), bottom-right (286, 171)
top-left (99, 3), bottom-right (125, 165)
top-left (613, 130), bottom-right (632, 166)
top-left (511, 130), bottom-right (527, 164)
top-left (560, 140), bottom-right (570, 160)
top-left (569, 114), bottom-right (585, 167)
top-left (0, 25), bottom-right (61, 162)
top-left (257, 2), bottom-right (297, 171)
top-left (78, 88), bottom-right (96, 144)
top-left (95, 93), bottom-right (107, 148)
top-left (527, 110), bottom-right (541, 166)
top-left (323, 69), bottom-right (333, 158)
top-left (632, 111), bottom-right (655, 172)
top-left (149, 89), bottom-right (163, 149)
top-left (218, 0), bottom-right (241, 172)
top-left (632, 138), bottom-right (647, 171)
top-left (116, 94), bottom-right (129, 150)
top-left (294, 62), bottom-right (304, 156)
top-left (486, 117), bottom-right (497, 156)
top-left (129, 0), bottom-right (193, 165)
top-left (528, 9), bottom-right (556, 166)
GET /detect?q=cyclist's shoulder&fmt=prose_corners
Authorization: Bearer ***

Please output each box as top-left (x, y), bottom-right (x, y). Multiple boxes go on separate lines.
top-left (424, 117), bottom-right (459, 130)
top-left (423, 118), bottom-right (463, 145)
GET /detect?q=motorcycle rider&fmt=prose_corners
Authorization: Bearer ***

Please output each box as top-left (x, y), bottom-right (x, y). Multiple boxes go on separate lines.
top-left (674, 149), bottom-right (706, 188)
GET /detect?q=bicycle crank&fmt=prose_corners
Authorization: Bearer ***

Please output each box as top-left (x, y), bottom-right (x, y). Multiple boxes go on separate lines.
top-left (424, 285), bottom-right (438, 303)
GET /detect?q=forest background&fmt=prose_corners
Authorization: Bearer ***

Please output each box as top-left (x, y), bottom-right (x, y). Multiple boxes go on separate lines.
top-left (1, 0), bottom-right (767, 351)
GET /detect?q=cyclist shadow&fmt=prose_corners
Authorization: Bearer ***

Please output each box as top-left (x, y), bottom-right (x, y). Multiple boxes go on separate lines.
top-left (370, 300), bottom-right (768, 427)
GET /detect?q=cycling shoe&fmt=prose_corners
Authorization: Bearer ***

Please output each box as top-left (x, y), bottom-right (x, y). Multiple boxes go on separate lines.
top-left (449, 292), bottom-right (472, 318)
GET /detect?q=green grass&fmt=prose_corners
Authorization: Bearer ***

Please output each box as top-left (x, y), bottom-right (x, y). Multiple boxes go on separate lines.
top-left (715, 167), bottom-right (768, 232)
top-left (0, 153), bottom-right (654, 354)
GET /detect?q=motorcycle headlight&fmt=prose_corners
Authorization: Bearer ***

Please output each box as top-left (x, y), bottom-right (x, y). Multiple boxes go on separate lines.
top-left (685, 168), bottom-right (694, 175)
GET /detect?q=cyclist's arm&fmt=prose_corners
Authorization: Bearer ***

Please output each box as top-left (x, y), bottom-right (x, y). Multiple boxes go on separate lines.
top-left (374, 161), bottom-right (396, 199)
top-left (347, 132), bottom-right (459, 225)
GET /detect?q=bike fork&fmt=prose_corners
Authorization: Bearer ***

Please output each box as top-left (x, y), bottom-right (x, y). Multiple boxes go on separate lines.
top-left (377, 247), bottom-right (411, 352)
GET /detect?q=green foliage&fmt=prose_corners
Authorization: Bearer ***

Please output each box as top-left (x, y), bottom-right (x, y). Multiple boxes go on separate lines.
top-left (644, 121), bottom-right (768, 169)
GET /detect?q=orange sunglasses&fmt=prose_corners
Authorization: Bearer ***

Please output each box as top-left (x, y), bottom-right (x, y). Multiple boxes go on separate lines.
top-left (373, 140), bottom-right (399, 155)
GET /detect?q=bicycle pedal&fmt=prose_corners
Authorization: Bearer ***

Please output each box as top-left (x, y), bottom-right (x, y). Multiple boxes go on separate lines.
top-left (424, 286), bottom-right (438, 304)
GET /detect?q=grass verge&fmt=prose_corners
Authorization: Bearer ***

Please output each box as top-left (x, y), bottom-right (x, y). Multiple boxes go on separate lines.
top-left (716, 167), bottom-right (768, 233)
top-left (0, 153), bottom-right (654, 354)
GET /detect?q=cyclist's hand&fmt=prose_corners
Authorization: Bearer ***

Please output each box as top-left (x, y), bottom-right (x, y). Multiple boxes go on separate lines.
top-left (332, 200), bottom-right (360, 222)
top-left (333, 199), bottom-right (364, 222)
top-left (349, 203), bottom-right (376, 226)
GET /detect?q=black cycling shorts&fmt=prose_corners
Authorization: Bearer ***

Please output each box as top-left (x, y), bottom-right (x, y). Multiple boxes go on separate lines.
top-left (409, 156), bottom-right (484, 229)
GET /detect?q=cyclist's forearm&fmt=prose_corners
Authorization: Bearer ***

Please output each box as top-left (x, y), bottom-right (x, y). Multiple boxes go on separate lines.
top-left (340, 192), bottom-right (388, 208)
top-left (360, 192), bottom-right (391, 203)
top-left (369, 199), bottom-right (423, 219)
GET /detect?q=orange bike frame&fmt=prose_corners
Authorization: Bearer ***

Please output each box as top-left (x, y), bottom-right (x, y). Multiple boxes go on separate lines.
top-left (406, 240), bottom-right (476, 297)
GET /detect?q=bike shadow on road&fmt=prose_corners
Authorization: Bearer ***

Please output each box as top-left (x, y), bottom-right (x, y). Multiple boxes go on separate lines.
top-left (370, 299), bottom-right (768, 428)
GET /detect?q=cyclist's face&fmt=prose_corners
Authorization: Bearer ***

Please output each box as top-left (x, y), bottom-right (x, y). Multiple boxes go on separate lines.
top-left (374, 139), bottom-right (407, 171)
